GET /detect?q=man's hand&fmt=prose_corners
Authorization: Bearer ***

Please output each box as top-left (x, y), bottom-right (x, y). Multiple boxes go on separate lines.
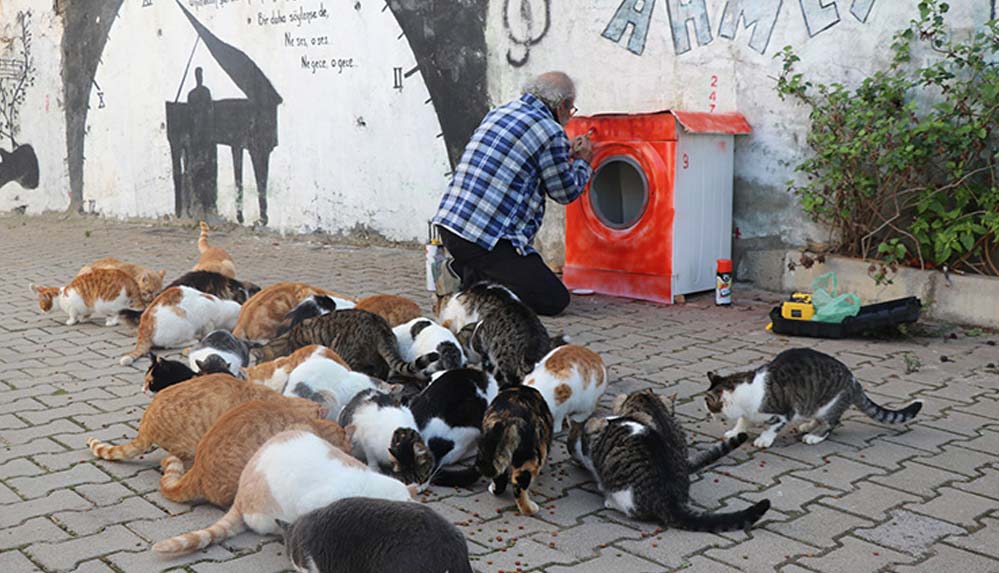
top-left (571, 135), bottom-right (594, 163)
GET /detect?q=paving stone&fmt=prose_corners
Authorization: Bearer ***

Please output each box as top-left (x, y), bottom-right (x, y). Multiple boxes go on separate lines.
top-left (945, 517), bottom-right (999, 559)
top-left (741, 475), bottom-right (840, 515)
top-left (26, 525), bottom-right (146, 571)
top-left (819, 481), bottom-right (922, 521)
top-left (854, 509), bottom-right (966, 556)
top-left (105, 543), bottom-right (235, 573)
top-left (67, 560), bottom-right (117, 573)
top-left (905, 487), bottom-right (996, 528)
top-left (0, 459), bottom-right (43, 480)
top-left (769, 504), bottom-right (876, 548)
top-left (0, 550), bottom-right (41, 573)
top-left (73, 482), bottom-right (139, 507)
top-left (869, 461), bottom-right (969, 497)
top-left (792, 457), bottom-right (885, 492)
top-left (544, 550), bottom-right (662, 573)
top-left (894, 544), bottom-right (999, 573)
top-left (190, 542), bottom-right (291, 573)
top-left (915, 444), bottom-right (996, 477)
top-left (797, 535), bottom-right (916, 572)
top-left (880, 424), bottom-right (965, 453)
top-left (0, 517), bottom-right (69, 551)
top-left (704, 530), bottom-right (814, 571)
top-left (615, 528), bottom-right (733, 569)
top-left (952, 429), bottom-right (999, 454)
top-left (7, 463), bottom-right (111, 499)
top-left (954, 466), bottom-right (999, 500)
top-left (473, 537), bottom-right (576, 572)
top-left (0, 490), bottom-right (92, 528)
top-left (52, 496), bottom-right (165, 536)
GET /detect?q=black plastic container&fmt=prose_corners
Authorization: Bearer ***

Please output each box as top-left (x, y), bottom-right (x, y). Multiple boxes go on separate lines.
top-left (770, 297), bottom-right (922, 339)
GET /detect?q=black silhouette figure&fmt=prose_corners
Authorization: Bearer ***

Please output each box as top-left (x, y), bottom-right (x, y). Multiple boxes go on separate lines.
top-left (185, 67), bottom-right (218, 219)
top-left (165, 0), bottom-right (281, 226)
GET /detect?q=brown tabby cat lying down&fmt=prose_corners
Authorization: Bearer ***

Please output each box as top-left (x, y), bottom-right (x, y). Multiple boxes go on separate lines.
top-left (87, 374), bottom-right (323, 463)
top-left (233, 282), bottom-right (345, 343)
top-left (158, 399), bottom-right (352, 507)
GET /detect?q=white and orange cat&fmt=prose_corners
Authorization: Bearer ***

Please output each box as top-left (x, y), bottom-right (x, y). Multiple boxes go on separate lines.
top-left (153, 430), bottom-right (416, 556)
top-left (31, 269), bottom-right (145, 326)
top-left (524, 345), bottom-right (607, 432)
top-left (242, 344), bottom-right (349, 392)
top-left (193, 222), bottom-right (237, 278)
top-left (119, 286), bottom-right (241, 365)
top-left (76, 258), bottom-right (166, 304)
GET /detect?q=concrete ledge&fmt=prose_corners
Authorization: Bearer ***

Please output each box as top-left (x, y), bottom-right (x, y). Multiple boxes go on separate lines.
top-left (780, 251), bottom-right (999, 329)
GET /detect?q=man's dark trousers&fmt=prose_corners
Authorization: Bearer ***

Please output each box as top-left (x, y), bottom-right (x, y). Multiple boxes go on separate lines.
top-left (439, 227), bottom-right (570, 316)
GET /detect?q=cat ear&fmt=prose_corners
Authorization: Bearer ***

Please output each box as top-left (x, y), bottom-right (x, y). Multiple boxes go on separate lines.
top-left (274, 518), bottom-right (291, 532)
top-left (148, 352), bottom-right (159, 364)
top-left (610, 393), bottom-right (628, 414)
top-left (158, 270), bottom-right (167, 280)
top-left (195, 359), bottom-right (207, 371)
top-left (707, 371), bottom-right (721, 386)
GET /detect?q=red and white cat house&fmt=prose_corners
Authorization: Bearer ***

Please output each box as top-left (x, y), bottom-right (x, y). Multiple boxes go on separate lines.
top-left (564, 111), bottom-right (752, 304)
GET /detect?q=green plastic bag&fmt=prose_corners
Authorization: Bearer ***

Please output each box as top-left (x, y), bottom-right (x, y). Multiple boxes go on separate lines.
top-left (811, 272), bottom-right (861, 323)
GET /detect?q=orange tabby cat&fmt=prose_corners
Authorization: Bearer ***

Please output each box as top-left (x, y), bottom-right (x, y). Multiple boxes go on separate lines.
top-left (193, 221), bottom-right (237, 278)
top-left (355, 294), bottom-right (423, 327)
top-left (77, 258), bottom-right (166, 304)
top-left (87, 374), bottom-right (322, 462)
top-left (31, 269), bottom-right (145, 326)
top-left (233, 282), bottom-right (355, 342)
top-left (158, 399), bottom-right (352, 507)
top-left (242, 344), bottom-right (350, 391)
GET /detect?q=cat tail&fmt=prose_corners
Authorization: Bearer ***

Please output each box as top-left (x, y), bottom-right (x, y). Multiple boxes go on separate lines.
top-left (854, 387), bottom-right (922, 424)
top-left (117, 308), bottom-right (144, 327)
top-left (153, 504), bottom-right (245, 555)
top-left (431, 465), bottom-right (481, 487)
top-left (87, 434), bottom-right (152, 461)
top-left (688, 433), bottom-right (748, 474)
top-left (198, 221), bottom-right (210, 253)
top-left (379, 336), bottom-right (426, 381)
top-left (159, 455), bottom-right (203, 503)
top-left (666, 499), bottom-right (771, 532)
top-left (549, 333), bottom-right (572, 348)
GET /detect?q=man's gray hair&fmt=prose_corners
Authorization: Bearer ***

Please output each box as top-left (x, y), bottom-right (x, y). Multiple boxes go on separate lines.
top-left (523, 71), bottom-right (575, 109)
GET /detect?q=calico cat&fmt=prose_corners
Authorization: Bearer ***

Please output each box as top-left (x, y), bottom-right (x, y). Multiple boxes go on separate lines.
top-left (232, 282), bottom-right (348, 342)
top-left (281, 497), bottom-right (473, 573)
top-left (158, 399), bottom-right (352, 507)
top-left (31, 269), bottom-right (145, 326)
top-left (408, 368), bottom-right (498, 486)
top-left (165, 270), bottom-right (260, 304)
top-left (393, 318), bottom-right (466, 375)
top-left (187, 330), bottom-right (251, 376)
top-left (476, 385), bottom-right (553, 515)
top-left (243, 344), bottom-right (350, 392)
top-left (355, 294), bottom-right (423, 327)
top-left (193, 221), bottom-right (237, 278)
top-left (254, 309), bottom-right (430, 381)
top-left (153, 430), bottom-right (415, 556)
top-left (142, 353), bottom-right (230, 393)
top-left (118, 286), bottom-right (242, 366)
top-left (76, 258), bottom-right (166, 304)
top-left (338, 389), bottom-right (433, 485)
top-left (88, 374), bottom-right (321, 462)
top-left (276, 293), bottom-right (357, 337)
top-left (524, 345), bottom-right (607, 432)
top-left (705, 347), bottom-right (923, 448)
top-left (283, 353), bottom-right (392, 420)
top-left (567, 404), bottom-right (770, 532)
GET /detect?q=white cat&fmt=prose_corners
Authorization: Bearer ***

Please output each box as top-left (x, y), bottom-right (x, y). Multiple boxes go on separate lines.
top-left (152, 430), bottom-right (416, 556)
top-left (119, 286), bottom-right (241, 366)
top-left (524, 345), bottom-right (607, 432)
top-left (393, 318), bottom-right (466, 375)
top-left (241, 345), bottom-right (346, 392)
top-left (283, 356), bottom-right (387, 421)
top-left (338, 389), bottom-right (432, 485)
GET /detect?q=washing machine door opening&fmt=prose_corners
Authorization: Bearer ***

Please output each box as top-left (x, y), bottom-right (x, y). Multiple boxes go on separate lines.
top-left (588, 155), bottom-right (649, 230)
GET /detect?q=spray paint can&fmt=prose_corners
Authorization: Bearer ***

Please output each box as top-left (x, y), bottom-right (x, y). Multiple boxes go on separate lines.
top-left (716, 259), bottom-right (733, 305)
top-left (425, 222), bottom-right (441, 291)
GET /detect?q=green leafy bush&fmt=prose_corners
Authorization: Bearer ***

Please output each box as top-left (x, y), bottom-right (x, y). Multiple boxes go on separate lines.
top-left (775, 0), bottom-right (999, 278)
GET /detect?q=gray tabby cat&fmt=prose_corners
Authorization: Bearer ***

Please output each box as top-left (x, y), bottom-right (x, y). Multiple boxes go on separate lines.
top-left (280, 497), bottom-right (473, 573)
top-left (187, 330), bottom-right (251, 377)
top-left (254, 309), bottom-right (431, 382)
top-left (704, 347), bottom-right (923, 448)
top-left (437, 283), bottom-right (551, 388)
top-left (568, 389), bottom-right (770, 531)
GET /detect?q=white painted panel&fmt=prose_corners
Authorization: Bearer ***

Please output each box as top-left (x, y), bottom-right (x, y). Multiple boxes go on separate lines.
top-left (672, 130), bottom-right (734, 295)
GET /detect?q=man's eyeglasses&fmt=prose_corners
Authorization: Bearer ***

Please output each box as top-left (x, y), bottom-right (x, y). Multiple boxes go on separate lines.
top-left (569, 105), bottom-right (578, 116)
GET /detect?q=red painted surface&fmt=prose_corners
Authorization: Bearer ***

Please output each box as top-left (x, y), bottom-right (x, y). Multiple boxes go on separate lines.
top-left (564, 113), bottom-right (677, 304)
top-left (563, 110), bottom-right (751, 304)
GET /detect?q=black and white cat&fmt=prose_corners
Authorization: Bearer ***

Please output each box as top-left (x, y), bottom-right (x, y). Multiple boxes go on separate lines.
top-left (408, 368), bottom-right (498, 486)
top-left (142, 353), bottom-right (230, 393)
top-left (393, 318), bottom-right (466, 375)
top-left (568, 390), bottom-right (771, 531)
top-left (280, 497), bottom-right (473, 573)
top-left (187, 330), bottom-right (251, 377)
top-left (704, 347), bottom-right (923, 448)
top-left (276, 294), bottom-right (355, 337)
top-left (338, 389), bottom-right (432, 485)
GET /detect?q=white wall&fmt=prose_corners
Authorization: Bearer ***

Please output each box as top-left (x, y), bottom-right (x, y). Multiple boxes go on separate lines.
top-left (0, 3), bottom-right (68, 214)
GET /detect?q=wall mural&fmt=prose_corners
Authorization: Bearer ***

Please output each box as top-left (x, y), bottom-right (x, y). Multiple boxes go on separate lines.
top-left (603, 0), bottom-right (880, 56)
top-left (503, 0), bottom-right (551, 67)
top-left (0, 9), bottom-right (39, 191)
top-left (61, 0), bottom-right (491, 228)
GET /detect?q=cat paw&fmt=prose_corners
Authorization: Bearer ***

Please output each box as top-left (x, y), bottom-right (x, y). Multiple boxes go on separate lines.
top-left (488, 482), bottom-right (501, 496)
top-left (753, 434), bottom-right (775, 449)
top-left (104, 317), bottom-right (119, 327)
top-left (517, 498), bottom-right (540, 515)
top-left (65, 318), bottom-right (78, 326)
top-left (802, 433), bottom-right (828, 445)
top-left (724, 428), bottom-right (742, 439)
top-left (119, 355), bottom-right (135, 366)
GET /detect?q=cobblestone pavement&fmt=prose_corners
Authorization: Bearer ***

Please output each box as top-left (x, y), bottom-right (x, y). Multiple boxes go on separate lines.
top-left (1, 214), bottom-right (998, 572)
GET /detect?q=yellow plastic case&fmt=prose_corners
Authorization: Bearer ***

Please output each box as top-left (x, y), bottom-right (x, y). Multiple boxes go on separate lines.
top-left (780, 301), bottom-right (816, 321)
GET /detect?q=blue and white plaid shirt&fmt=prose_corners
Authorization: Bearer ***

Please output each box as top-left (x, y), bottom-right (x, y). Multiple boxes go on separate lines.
top-left (433, 93), bottom-right (593, 255)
